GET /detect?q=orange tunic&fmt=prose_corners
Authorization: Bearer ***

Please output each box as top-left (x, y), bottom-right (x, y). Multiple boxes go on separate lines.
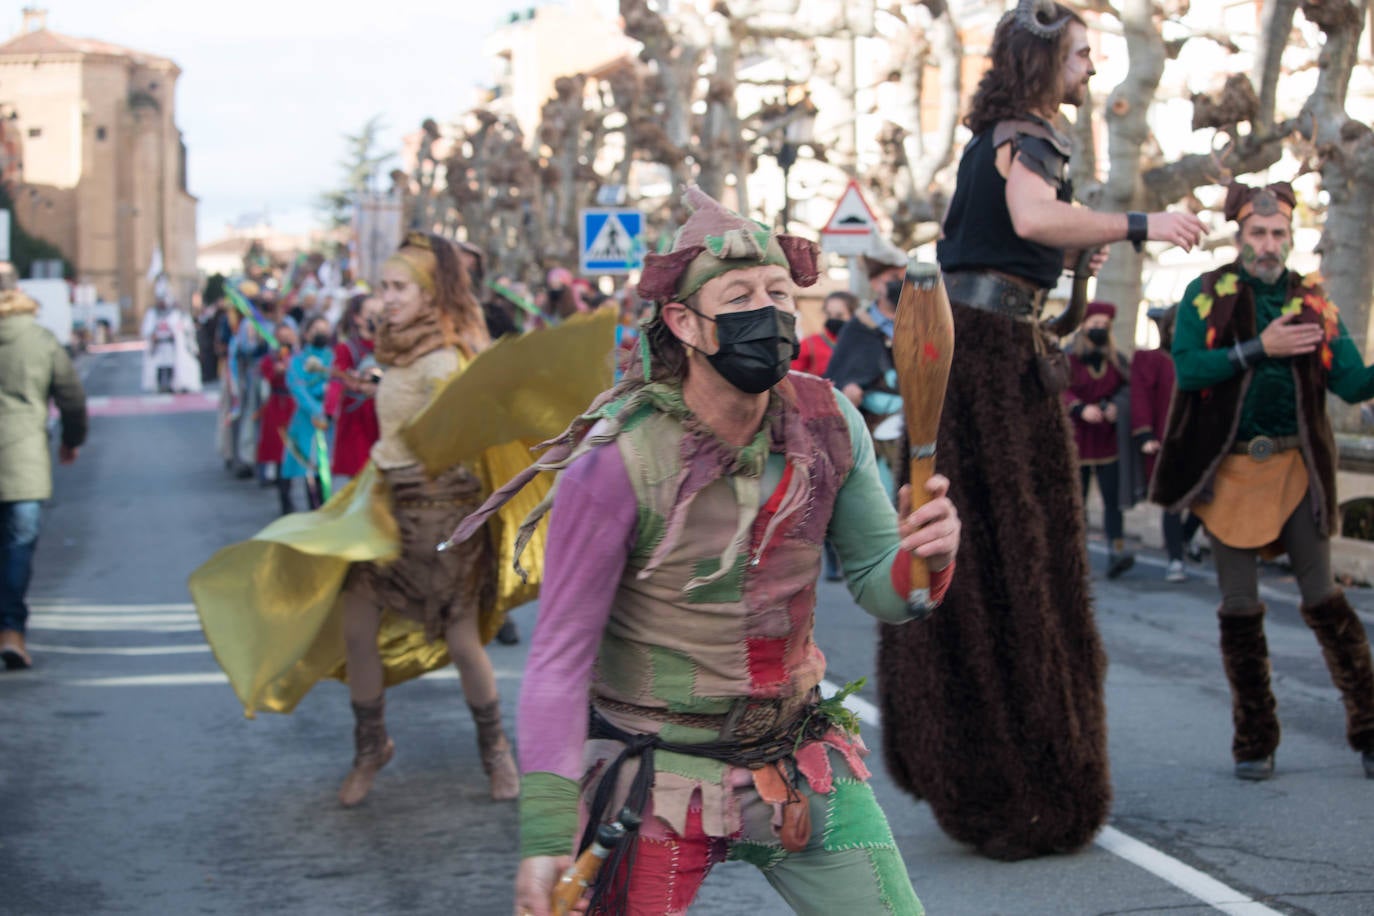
top-left (1192, 451), bottom-right (1308, 554)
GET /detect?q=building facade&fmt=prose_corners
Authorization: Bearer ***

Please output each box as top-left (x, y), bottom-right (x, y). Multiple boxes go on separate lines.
top-left (0, 10), bottom-right (197, 326)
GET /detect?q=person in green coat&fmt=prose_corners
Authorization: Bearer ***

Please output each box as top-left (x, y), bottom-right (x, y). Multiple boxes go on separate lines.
top-left (0, 278), bottom-right (87, 669)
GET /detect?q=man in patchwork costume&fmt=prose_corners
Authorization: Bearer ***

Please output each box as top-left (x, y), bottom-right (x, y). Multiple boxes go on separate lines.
top-left (1152, 180), bottom-right (1374, 782)
top-left (492, 188), bottom-right (961, 915)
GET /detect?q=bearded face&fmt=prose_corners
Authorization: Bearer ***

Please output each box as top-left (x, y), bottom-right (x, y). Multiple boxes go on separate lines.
top-left (1236, 208), bottom-right (1292, 286)
top-left (1059, 23), bottom-right (1095, 107)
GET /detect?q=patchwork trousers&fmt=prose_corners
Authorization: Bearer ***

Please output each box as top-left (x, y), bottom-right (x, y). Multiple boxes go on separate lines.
top-left (596, 776), bottom-right (922, 916)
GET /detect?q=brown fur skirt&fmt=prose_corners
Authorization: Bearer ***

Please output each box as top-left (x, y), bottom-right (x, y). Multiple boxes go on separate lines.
top-left (342, 463), bottom-right (494, 640)
top-left (877, 302), bottom-right (1110, 861)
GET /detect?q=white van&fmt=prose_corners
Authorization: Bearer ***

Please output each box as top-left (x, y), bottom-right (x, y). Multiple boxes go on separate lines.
top-left (20, 278), bottom-right (73, 349)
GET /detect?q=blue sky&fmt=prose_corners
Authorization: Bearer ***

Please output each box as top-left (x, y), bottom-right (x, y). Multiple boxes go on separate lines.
top-left (21, 1), bottom-right (544, 239)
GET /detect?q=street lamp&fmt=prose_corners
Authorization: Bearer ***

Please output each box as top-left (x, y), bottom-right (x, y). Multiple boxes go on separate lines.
top-left (770, 92), bottom-right (817, 231)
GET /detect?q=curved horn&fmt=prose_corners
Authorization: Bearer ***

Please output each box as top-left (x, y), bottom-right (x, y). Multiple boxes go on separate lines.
top-left (1015, 0), bottom-right (1073, 41)
top-left (1042, 248), bottom-right (1094, 337)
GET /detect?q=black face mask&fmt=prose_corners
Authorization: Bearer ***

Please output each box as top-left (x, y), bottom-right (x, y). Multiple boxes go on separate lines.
top-left (690, 305), bottom-right (800, 394)
top-left (824, 317), bottom-right (847, 337)
top-left (884, 278), bottom-right (904, 307)
top-left (310, 333), bottom-right (330, 350)
top-left (1086, 327), bottom-right (1110, 347)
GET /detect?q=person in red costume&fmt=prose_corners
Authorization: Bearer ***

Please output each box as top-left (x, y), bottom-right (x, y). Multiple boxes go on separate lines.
top-left (1064, 300), bottom-right (1135, 578)
top-left (325, 294), bottom-right (383, 483)
top-left (256, 323), bottom-right (298, 514)
top-left (792, 291), bottom-right (857, 377)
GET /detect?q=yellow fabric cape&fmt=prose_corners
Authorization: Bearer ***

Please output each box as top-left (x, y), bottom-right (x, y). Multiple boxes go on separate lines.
top-left (189, 309), bottom-right (616, 717)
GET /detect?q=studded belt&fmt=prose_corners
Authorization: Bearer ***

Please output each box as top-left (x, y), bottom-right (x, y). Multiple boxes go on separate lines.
top-left (943, 270), bottom-right (1048, 319)
top-left (1231, 435), bottom-right (1301, 462)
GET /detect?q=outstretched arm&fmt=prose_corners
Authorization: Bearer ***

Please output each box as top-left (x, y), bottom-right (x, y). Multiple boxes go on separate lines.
top-left (1003, 147), bottom-right (1205, 252)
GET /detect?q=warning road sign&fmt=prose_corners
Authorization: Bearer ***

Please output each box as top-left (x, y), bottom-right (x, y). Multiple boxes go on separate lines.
top-left (580, 208), bottom-right (644, 274)
top-left (820, 180), bottom-right (880, 256)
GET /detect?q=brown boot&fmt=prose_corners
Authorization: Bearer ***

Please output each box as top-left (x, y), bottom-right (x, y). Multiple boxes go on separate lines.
top-left (0, 630), bottom-right (31, 670)
top-left (1300, 590), bottom-right (1374, 762)
top-left (1218, 606), bottom-right (1280, 777)
top-left (469, 700), bottom-right (519, 800)
top-left (338, 696), bottom-right (395, 807)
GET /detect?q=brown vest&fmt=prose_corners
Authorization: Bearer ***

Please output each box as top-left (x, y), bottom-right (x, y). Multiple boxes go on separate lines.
top-left (1150, 264), bottom-right (1339, 536)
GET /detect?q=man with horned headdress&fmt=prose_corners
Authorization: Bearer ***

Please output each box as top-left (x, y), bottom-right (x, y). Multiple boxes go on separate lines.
top-left (1152, 180), bottom-right (1374, 783)
top-left (454, 187), bottom-right (960, 915)
top-left (877, 0), bottom-right (1207, 861)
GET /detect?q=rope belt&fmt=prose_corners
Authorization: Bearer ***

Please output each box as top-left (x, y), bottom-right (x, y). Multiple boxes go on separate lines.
top-left (579, 694), bottom-right (827, 913)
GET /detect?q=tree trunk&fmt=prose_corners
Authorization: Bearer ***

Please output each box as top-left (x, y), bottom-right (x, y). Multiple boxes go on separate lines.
top-left (1295, 0), bottom-right (1373, 431)
top-left (1095, 0), bottom-right (1167, 351)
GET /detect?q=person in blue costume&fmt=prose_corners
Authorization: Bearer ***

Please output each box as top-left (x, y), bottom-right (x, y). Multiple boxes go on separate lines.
top-left (281, 314), bottom-right (334, 510)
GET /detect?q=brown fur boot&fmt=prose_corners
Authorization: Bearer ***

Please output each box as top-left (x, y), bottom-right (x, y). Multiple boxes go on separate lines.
top-left (469, 700), bottom-right (519, 800)
top-left (338, 696), bottom-right (395, 807)
top-left (1300, 590), bottom-right (1374, 759)
top-left (1218, 606), bottom-right (1280, 776)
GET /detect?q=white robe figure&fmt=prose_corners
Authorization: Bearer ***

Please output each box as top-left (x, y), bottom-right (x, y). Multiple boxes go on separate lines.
top-left (141, 303), bottom-right (202, 393)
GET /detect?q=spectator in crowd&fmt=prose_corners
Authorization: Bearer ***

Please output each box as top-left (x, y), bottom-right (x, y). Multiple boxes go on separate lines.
top-left (257, 323), bottom-right (299, 514)
top-left (0, 276), bottom-right (87, 670)
top-left (824, 239), bottom-right (911, 499)
top-left (280, 315), bottom-right (334, 510)
top-left (1064, 300), bottom-right (1134, 579)
top-left (1132, 304), bottom-right (1200, 581)
top-left (326, 295), bottom-right (383, 486)
top-left (141, 289), bottom-right (201, 394)
top-left (794, 290), bottom-right (858, 377)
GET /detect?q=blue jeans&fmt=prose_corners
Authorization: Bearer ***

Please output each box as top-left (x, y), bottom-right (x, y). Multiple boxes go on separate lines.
top-left (0, 500), bottom-right (41, 634)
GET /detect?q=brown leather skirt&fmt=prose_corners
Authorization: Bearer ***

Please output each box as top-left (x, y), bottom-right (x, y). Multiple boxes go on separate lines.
top-left (342, 463), bottom-right (494, 640)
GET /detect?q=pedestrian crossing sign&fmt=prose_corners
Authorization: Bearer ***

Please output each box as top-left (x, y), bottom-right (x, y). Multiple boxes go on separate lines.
top-left (580, 208), bottom-right (644, 274)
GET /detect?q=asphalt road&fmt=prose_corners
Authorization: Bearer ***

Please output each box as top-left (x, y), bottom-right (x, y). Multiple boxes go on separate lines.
top-left (2, 347), bottom-right (1371, 915)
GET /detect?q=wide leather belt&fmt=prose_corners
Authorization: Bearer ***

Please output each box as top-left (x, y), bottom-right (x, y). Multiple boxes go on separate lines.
top-left (943, 270), bottom-right (1047, 319)
top-left (1231, 435), bottom-right (1301, 462)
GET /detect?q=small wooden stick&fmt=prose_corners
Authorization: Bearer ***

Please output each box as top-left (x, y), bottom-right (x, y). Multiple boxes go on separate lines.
top-left (891, 262), bottom-right (955, 612)
top-left (549, 821), bottom-right (626, 916)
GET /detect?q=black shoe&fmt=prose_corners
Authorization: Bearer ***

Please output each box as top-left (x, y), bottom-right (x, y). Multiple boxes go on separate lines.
top-left (1186, 543), bottom-right (1204, 563)
top-left (1235, 755), bottom-right (1275, 781)
top-left (1362, 750), bottom-right (1373, 780)
top-left (1106, 552), bottom-right (1135, 580)
top-left (495, 619), bottom-right (520, 646)
top-left (234, 464), bottom-right (254, 480)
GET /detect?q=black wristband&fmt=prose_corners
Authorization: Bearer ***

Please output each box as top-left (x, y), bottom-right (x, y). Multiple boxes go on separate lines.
top-left (1226, 337), bottom-right (1266, 373)
top-left (1126, 211), bottom-right (1148, 252)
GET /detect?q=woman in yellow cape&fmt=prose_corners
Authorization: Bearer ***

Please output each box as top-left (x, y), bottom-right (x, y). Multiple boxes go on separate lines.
top-left (189, 232), bottom-right (615, 808)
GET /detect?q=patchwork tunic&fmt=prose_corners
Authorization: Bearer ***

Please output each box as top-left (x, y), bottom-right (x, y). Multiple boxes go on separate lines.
top-left (519, 373), bottom-right (946, 914)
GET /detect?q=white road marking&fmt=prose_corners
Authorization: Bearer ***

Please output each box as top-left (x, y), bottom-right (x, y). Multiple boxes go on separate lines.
top-left (29, 615), bottom-right (201, 632)
top-left (1095, 828), bottom-right (1283, 916)
top-left (819, 679), bottom-right (1281, 916)
top-left (26, 642), bottom-right (210, 656)
top-left (63, 666), bottom-right (527, 689)
top-left (69, 673), bottom-right (228, 687)
top-left (30, 603), bottom-right (195, 614)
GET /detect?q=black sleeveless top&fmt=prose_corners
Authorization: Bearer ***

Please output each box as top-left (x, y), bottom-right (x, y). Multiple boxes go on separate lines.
top-left (937, 122), bottom-right (1072, 290)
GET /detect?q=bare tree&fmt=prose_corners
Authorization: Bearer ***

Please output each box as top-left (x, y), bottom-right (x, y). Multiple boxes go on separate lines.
top-left (866, 0), bottom-right (965, 246)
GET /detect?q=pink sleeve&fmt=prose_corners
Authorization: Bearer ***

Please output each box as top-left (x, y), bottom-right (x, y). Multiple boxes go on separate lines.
top-left (517, 442), bottom-right (638, 780)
